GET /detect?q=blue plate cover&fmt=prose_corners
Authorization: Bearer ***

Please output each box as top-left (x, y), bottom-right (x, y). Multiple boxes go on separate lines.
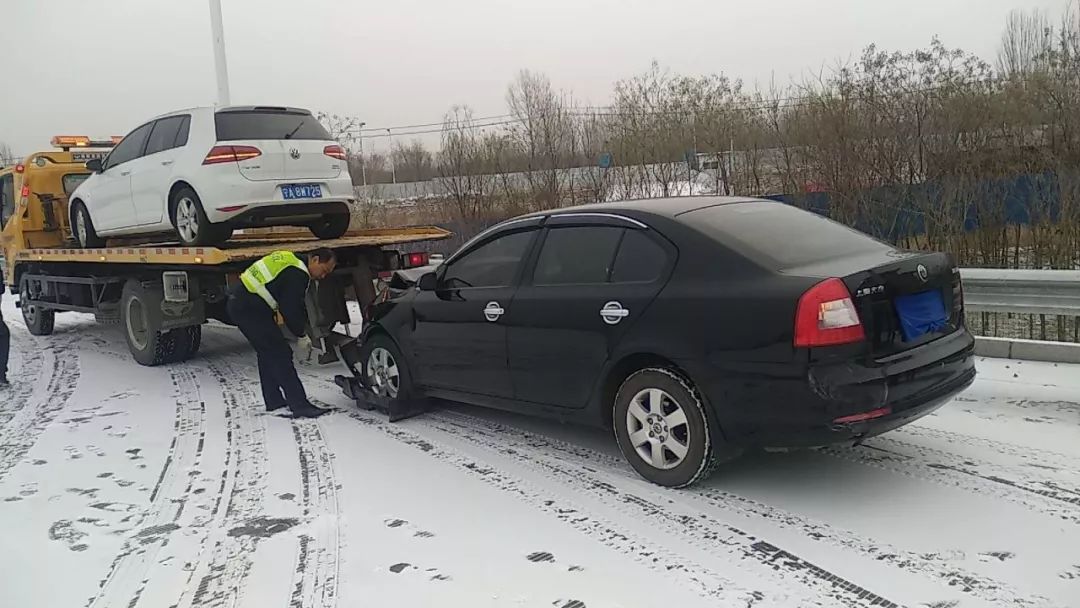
top-left (894, 290), bottom-right (949, 342)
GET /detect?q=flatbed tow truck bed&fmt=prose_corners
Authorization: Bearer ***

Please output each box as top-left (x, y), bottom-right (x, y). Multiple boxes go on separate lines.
top-left (9, 226), bottom-right (451, 367)
top-left (14, 226), bottom-right (450, 266)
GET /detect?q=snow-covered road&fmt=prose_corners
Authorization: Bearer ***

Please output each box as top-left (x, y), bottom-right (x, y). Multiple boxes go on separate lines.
top-left (1, 298), bottom-right (1079, 608)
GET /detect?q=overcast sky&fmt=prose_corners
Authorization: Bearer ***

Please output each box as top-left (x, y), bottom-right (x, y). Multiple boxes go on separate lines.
top-left (0, 0), bottom-right (1071, 158)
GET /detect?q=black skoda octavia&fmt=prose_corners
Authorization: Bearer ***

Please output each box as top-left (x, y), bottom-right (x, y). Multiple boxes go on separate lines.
top-left (361, 197), bottom-right (976, 487)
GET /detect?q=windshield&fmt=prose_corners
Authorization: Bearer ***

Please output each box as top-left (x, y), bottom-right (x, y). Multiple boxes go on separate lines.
top-left (214, 110), bottom-right (332, 141)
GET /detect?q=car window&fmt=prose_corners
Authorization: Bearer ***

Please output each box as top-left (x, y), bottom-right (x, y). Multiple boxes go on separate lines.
top-left (611, 229), bottom-right (669, 283)
top-left (105, 123), bottom-right (153, 168)
top-left (174, 115), bottom-right (191, 148)
top-left (680, 201), bottom-right (891, 269)
top-left (215, 110), bottom-right (332, 141)
top-left (144, 116), bottom-right (187, 156)
top-left (442, 230), bottom-right (534, 289)
top-left (532, 226), bottom-right (623, 286)
top-left (62, 174), bottom-right (89, 196)
top-left (0, 174), bottom-right (14, 223)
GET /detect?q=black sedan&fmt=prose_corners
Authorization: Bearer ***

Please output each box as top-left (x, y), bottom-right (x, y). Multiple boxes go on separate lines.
top-left (361, 197), bottom-right (976, 487)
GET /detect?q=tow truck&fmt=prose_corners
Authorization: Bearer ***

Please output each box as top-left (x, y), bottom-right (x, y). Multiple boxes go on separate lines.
top-left (1, 136), bottom-right (449, 369)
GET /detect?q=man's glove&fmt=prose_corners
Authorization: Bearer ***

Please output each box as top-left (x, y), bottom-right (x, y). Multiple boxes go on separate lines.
top-left (294, 335), bottom-right (313, 364)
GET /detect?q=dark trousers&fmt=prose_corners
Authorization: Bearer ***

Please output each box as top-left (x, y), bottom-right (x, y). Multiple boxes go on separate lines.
top-left (0, 312), bottom-right (9, 380)
top-left (227, 291), bottom-right (309, 409)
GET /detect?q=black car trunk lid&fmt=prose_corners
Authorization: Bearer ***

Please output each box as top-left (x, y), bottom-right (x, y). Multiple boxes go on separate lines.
top-left (787, 250), bottom-right (963, 357)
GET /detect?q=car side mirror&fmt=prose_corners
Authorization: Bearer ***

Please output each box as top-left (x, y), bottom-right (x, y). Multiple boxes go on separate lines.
top-left (85, 159), bottom-right (103, 173)
top-left (417, 272), bottom-right (438, 291)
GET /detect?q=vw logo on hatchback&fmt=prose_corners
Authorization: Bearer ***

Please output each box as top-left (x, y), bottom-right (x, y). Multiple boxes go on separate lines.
top-left (289, 148), bottom-right (301, 159)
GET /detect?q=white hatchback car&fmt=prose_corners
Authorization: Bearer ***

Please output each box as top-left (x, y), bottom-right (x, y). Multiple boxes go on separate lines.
top-left (70, 105), bottom-right (355, 247)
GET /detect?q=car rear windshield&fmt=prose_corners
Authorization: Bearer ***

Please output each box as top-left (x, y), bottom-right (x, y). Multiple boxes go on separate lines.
top-left (215, 110), bottom-right (332, 141)
top-left (680, 201), bottom-right (891, 269)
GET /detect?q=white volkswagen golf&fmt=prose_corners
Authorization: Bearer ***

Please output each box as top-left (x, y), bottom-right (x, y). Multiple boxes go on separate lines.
top-left (69, 105), bottom-right (355, 247)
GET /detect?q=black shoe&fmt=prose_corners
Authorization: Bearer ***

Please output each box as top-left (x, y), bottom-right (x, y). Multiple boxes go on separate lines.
top-left (291, 403), bottom-right (330, 418)
top-left (266, 403), bottom-right (288, 412)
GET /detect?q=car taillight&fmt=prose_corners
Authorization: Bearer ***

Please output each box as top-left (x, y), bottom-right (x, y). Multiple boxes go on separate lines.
top-left (404, 252), bottom-right (428, 268)
top-left (952, 268), bottom-right (964, 317)
top-left (794, 277), bottom-right (865, 347)
top-left (324, 144), bottom-right (347, 160)
top-left (203, 145), bottom-right (262, 165)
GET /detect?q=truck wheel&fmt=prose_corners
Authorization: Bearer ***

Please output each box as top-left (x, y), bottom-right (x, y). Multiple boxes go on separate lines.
top-left (171, 187), bottom-right (232, 247)
top-left (165, 325), bottom-right (203, 363)
top-left (72, 201), bottom-right (106, 248)
top-left (612, 368), bottom-right (740, 488)
top-left (309, 214), bottom-right (350, 240)
top-left (121, 280), bottom-right (172, 366)
top-left (20, 281), bottom-right (55, 336)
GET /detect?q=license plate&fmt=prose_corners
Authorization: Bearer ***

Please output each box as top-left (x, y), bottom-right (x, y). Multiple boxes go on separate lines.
top-left (281, 184), bottom-right (322, 200)
top-left (894, 290), bottom-right (948, 341)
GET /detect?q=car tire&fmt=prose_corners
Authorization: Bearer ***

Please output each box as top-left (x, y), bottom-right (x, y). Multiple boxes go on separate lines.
top-left (71, 201), bottom-right (106, 248)
top-left (121, 279), bottom-right (173, 366)
top-left (309, 214), bottom-right (350, 240)
top-left (613, 367), bottom-right (740, 488)
top-left (171, 187), bottom-right (232, 247)
top-left (360, 333), bottom-right (414, 400)
top-left (19, 280), bottom-right (55, 336)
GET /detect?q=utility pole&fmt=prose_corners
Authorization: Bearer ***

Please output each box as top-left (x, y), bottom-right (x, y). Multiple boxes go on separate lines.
top-left (357, 121), bottom-right (367, 187)
top-left (387, 128), bottom-right (397, 184)
top-left (209, 0), bottom-right (231, 106)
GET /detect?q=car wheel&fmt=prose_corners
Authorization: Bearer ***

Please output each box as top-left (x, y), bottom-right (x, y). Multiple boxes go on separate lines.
top-left (71, 201), bottom-right (106, 248)
top-left (309, 214), bottom-right (350, 240)
top-left (613, 367), bottom-right (740, 488)
top-left (171, 187), bottom-right (232, 247)
top-left (19, 280), bottom-right (55, 336)
top-left (361, 333), bottom-right (413, 399)
top-left (121, 279), bottom-right (173, 366)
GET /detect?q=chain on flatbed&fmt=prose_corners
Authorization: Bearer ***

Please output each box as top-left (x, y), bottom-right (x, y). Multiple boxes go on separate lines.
top-left (14, 226), bottom-right (451, 266)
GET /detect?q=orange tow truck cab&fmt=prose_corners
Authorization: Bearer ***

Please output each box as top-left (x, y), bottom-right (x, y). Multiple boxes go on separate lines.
top-left (0, 136), bottom-right (118, 280)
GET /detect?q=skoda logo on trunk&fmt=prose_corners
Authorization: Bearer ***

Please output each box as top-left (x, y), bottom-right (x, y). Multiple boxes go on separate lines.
top-left (289, 148), bottom-right (301, 159)
top-left (917, 264), bottom-right (929, 282)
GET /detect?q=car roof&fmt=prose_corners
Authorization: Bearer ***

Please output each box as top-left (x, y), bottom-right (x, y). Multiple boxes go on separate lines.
top-left (147, 105), bottom-right (313, 122)
top-left (531, 196), bottom-right (771, 221)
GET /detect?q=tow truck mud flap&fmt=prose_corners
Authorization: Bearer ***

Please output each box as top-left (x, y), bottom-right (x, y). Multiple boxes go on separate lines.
top-left (324, 331), bottom-right (433, 423)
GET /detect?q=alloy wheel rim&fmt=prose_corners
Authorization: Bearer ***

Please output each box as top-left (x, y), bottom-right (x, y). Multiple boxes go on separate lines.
top-left (75, 211), bottom-right (88, 246)
top-left (367, 347), bottom-right (400, 398)
top-left (626, 388), bottom-right (691, 470)
top-left (176, 198), bottom-right (199, 242)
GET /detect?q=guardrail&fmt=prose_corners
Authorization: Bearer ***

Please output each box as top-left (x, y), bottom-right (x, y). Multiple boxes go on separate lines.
top-left (961, 268), bottom-right (1080, 317)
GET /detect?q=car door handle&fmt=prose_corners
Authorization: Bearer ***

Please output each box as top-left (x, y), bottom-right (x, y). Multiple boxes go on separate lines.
top-left (120, 170), bottom-right (131, 176)
top-left (161, 160), bottom-right (174, 166)
top-left (600, 301), bottom-right (630, 325)
top-left (483, 301), bottom-right (505, 322)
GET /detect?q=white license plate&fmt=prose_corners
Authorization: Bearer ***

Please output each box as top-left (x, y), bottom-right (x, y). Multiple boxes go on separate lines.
top-left (281, 184), bottom-right (322, 200)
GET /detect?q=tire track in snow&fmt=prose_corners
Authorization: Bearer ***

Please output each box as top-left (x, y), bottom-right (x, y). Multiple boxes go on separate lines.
top-left (820, 440), bottom-right (1080, 526)
top-left (898, 424), bottom-right (1080, 471)
top-left (287, 420), bottom-right (341, 608)
top-left (0, 329), bottom-right (45, 431)
top-left (435, 410), bottom-right (1054, 608)
top-left (299, 391), bottom-right (775, 608)
top-left (0, 332), bottom-right (81, 483)
top-left (419, 412), bottom-right (907, 608)
top-left (86, 366), bottom-right (208, 608)
top-left (181, 356), bottom-right (269, 608)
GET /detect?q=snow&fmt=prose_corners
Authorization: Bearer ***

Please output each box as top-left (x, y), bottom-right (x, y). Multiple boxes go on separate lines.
top-left (2, 295), bottom-right (1079, 608)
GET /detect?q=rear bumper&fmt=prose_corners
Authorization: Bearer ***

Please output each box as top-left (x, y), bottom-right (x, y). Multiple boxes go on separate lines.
top-left (193, 171), bottom-right (355, 224)
top-left (690, 329), bottom-right (977, 448)
top-left (224, 201), bottom-right (350, 228)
